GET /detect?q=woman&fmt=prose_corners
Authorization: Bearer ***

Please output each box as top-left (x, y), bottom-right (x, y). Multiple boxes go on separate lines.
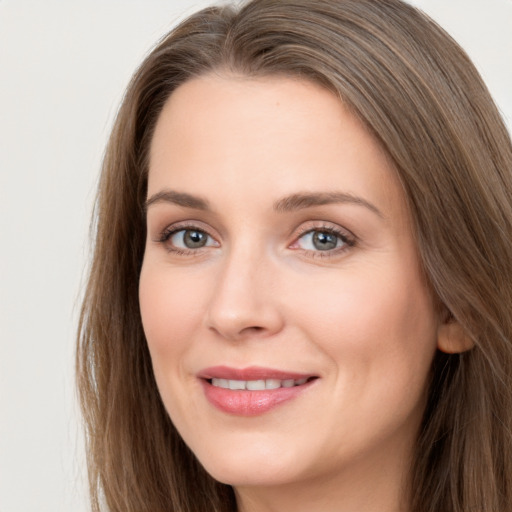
top-left (77, 0), bottom-right (512, 511)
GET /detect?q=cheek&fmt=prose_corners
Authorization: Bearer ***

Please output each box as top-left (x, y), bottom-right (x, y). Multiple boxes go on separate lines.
top-left (139, 263), bottom-right (204, 364)
top-left (306, 266), bottom-right (438, 437)
top-left (289, 261), bottom-right (438, 382)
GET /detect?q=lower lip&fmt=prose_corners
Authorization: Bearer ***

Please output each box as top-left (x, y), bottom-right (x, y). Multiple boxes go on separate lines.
top-left (201, 379), bottom-right (315, 416)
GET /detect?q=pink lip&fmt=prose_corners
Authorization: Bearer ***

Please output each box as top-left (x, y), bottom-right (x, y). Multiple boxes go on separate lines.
top-left (198, 366), bottom-right (318, 417)
top-left (198, 365), bottom-right (312, 381)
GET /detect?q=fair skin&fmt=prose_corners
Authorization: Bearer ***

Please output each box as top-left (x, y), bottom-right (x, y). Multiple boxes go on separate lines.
top-left (139, 74), bottom-right (454, 512)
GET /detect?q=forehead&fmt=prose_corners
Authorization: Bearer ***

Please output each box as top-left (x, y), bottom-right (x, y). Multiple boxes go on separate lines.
top-left (148, 74), bottom-right (407, 224)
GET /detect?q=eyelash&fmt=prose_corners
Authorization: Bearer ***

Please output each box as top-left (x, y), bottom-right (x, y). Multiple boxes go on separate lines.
top-left (156, 223), bottom-right (217, 256)
top-left (292, 224), bottom-right (356, 259)
top-left (156, 222), bottom-right (356, 258)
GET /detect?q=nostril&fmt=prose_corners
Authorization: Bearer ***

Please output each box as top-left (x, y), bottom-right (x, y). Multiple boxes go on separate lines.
top-left (241, 325), bottom-right (266, 335)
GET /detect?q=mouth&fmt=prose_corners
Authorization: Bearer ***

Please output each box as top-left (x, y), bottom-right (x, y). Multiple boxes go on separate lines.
top-left (207, 376), bottom-right (315, 390)
top-left (198, 366), bottom-right (319, 416)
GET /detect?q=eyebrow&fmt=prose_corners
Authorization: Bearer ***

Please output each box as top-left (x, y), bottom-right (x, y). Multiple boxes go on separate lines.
top-left (144, 189), bottom-right (383, 218)
top-left (273, 192), bottom-right (384, 218)
top-left (144, 190), bottom-right (210, 212)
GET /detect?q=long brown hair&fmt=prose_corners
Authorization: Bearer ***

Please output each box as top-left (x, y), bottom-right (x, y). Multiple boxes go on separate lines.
top-left (77, 1), bottom-right (512, 510)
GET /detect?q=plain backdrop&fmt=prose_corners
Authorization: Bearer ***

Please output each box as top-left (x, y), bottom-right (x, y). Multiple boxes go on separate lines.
top-left (0, 1), bottom-right (511, 511)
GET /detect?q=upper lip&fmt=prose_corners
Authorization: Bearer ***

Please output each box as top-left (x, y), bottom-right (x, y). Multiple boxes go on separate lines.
top-left (198, 365), bottom-right (316, 381)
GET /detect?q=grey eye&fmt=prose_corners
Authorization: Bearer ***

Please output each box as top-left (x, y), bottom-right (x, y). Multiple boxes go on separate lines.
top-left (312, 231), bottom-right (338, 250)
top-left (171, 229), bottom-right (213, 249)
top-left (297, 230), bottom-right (345, 251)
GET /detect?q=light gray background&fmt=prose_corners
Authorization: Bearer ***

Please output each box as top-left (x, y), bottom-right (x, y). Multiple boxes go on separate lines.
top-left (1, 1), bottom-right (511, 511)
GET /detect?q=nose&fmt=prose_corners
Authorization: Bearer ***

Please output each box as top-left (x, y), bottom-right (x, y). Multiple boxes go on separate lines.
top-left (205, 247), bottom-right (284, 341)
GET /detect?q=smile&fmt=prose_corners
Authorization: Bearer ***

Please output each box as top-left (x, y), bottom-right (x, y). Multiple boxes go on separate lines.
top-left (210, 377), bottom-right (310, 390)
top-left (199, 366), bottom-right (318, 416)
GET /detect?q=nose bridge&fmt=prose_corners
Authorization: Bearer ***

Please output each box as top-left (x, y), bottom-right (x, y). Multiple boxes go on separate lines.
top-left (205, 240), bottom-right (282, 339)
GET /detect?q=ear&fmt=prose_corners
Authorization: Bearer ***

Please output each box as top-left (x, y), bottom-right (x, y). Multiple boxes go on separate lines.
top-left (437, 314), bottom-right (474, 354)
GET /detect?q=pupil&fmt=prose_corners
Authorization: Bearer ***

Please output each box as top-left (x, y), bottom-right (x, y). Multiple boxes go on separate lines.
top-left (184, 230), bottom-right (207, 248)
top-left (313, 231), bottom-right (337, 250)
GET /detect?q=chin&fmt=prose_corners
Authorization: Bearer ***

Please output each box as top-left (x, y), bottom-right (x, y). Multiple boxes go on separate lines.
top-left (206, 465), bottom-right (297, 488)
top-left (196, 445), bottom-right (305, 488)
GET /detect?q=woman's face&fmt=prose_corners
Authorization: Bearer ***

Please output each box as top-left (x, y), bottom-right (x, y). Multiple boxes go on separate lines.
top-left (140, 75), bottom-right (441, 493)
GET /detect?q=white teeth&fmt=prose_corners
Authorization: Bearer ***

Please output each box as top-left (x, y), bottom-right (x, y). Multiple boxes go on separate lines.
top-left (210, 377), bottom-right (311, 390)
top-left (229, 380), bottom-right (246, 390)
top-left (217, 378), bottom-right (229, 388)
top-left (246, 380), bottom-right (266, 390)
top-left (265, 379), bottom-right (281, 389)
